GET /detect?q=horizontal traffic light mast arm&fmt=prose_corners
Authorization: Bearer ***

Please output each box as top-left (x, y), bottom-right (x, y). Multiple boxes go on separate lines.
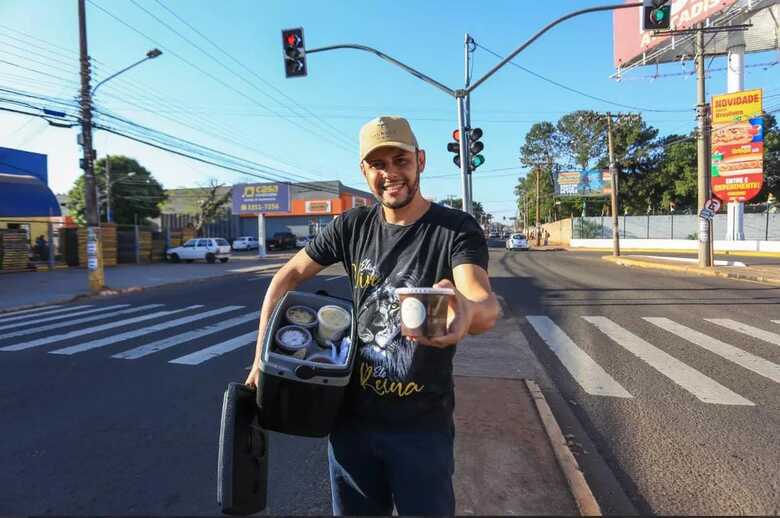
top-left (306, 44), bottom-right (456, 97)
top-left (467, 1), bottom-right (642, 94)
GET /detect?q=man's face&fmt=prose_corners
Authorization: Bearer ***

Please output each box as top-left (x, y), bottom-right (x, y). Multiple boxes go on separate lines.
top-left (361, 147), bottom-right (425, 210)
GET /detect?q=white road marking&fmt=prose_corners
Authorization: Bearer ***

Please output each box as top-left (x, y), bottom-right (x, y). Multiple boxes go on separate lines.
top-left (0, 305), bottom-right (199, 352)
top-left (325, 275), bottom-right (346, 282)
top-left (526, 316), bottom-right (632, 398)
top-left (645, 318), bottom-right (780, 384)
top-left (0, 305), bottom-right (93, 324)
top-left (0, 304), bottom-right (130, 332)
top-left (113, 311), bottom-right (259, 359)
top-left (0, 304), bottom-right (63, 318)
top-left (705, 319), bottom-right (780, 347)
top-left (0, 304), bottom-right (155, 341)
top-left (169, 330), bottom-right (258, 365)
top-left (50, 306), bottom-right (244, 355)
top-left (583, 316), bottom-right (754, 406)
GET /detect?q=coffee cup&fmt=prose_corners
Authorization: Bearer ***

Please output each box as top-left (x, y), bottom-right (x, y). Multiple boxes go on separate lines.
top-left (316, 305), bottom-right (351, 345)
top-left (395, 287), bottom-right (454, 338)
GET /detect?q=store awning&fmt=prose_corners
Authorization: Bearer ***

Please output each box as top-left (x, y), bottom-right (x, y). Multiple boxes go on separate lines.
top-left (0, 173), bottom-right (62, 218)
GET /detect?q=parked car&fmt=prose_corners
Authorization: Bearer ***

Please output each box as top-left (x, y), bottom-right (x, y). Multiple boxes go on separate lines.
top-left (266, 232), bottom-right (297, 251)
top-left (295, 235), bottom-right (314, 248)
top-left (506, 233), bottom-right (529, 251)
top-left (167, 238), bottom-right (232, 263)
top-left (232, 236), bottom-right (259, 250)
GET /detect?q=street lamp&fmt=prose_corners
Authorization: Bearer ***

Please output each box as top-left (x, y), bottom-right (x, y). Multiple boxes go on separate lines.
top-left (91, 48), bottom-right (163, 97)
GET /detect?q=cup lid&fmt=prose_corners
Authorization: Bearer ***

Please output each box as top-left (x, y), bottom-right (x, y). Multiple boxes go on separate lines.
top-left (395, 287), bottom-right (455, 296)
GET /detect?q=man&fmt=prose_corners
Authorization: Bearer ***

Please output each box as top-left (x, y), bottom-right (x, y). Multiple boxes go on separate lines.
top-left (245, 116), bottom-right (499, 515)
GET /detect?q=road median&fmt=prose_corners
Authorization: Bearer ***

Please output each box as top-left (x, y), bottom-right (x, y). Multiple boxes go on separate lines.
top-left (602, 255), bottom-right (780, 286)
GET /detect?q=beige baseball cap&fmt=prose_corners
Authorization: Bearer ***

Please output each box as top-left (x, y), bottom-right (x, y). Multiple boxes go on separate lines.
top-left (359, 116), bottom-right (418, 161)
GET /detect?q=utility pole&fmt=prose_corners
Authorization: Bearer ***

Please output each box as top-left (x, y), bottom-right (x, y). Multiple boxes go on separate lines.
top-left (606, 113), bottom-right (619, 256)
top-left (695, 24), bottom-right (713, 268)
top-left (535, 167), bottom-right (541, 247)
top-left (78, 0), bottom-right (104, 293)
top-left (105, 155), bottom-right (112, 223)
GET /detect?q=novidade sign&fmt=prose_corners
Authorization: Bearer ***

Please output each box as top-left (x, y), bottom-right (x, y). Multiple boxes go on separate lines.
top-left (555, 169), bottom-right (612, 197)
top-left (232, 183), bottom-right (290, 214)
top-left (710, 88), bottom-right (764, 203)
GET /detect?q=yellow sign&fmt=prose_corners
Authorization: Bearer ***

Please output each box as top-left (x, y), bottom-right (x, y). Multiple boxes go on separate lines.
top-left (711, 89), bottom-right (762, 124)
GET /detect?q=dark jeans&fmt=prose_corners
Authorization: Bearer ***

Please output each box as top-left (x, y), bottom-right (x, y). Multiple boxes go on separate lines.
top-left (327, 422), bottom-right (455, 516)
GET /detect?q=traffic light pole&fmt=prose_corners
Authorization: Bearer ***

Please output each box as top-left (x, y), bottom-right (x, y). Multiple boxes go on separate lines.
top-left (463, 33), bottom-right (475, 216)
top-left (606, 113), bottom-right (620, 257)
top-left (78, 0), bottom-right (105, 293)
top-left (303, 2), bottom-right (642, 219)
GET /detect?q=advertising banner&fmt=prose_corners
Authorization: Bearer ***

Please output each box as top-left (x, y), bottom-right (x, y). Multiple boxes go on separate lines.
top-left (711, 89), bottom-right (764, 203)
top-left (232, 183), bottom-right (290, 214)
top-left (613, 0), bottom-right (739, 68)
top-left (555, 169), bottom-right (612, 197)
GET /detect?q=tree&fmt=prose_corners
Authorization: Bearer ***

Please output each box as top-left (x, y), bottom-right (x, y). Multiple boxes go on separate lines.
top-left (556, 110), bottom-right (607, 170)
top-left (758, 113), bottom-right (779, 203)
top-left (194, 178), bottom-right (232, 233)
top-left (440, 197), bottom-right (487, 222)
top-left (67, 155), bottom-right (166, 225)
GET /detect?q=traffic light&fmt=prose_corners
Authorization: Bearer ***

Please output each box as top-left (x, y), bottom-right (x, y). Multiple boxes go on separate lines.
top-left (448, 129), bottom-right (462, 167)
top-left (642, 0), bottom-right (671, 31)
top-left (468, 127), bottom-right (485, 171)
top-left (281, 28), bottom-right (307, 78)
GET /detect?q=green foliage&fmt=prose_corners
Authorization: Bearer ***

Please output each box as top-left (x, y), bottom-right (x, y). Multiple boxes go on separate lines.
top-left (441, 197), bottom-right (487, 222)
top-left (67, 156), bottom-right (166, 225)
top-left (556, 110), bottom-right (606, 170)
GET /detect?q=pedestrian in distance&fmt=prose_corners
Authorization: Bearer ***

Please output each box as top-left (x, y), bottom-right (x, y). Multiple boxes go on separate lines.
top-left (245, 115), bottom-right (500, 516)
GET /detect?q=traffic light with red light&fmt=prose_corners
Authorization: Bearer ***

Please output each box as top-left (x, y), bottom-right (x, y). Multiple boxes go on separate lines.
top-left (642, 0), bottom-right (671, 31)
top-left (448, 129), bottom-right (462, 167)
top-left (282, 28), bottom-right (307, 78)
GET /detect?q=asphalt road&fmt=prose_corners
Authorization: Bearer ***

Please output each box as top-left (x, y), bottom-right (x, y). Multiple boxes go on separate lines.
top-left (492, 247), bottom-right (780, 516)
top-left (0, 265), bottom-right (349, 516)
top-left (2, 249), bottom-right (779, 515)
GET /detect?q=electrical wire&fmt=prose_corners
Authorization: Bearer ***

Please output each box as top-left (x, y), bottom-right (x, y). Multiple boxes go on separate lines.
top-left (87, 0), bottom-right (356, 155)
top-left (474, 43), bottom-right (692, 114)
top-left (148, 0), bottom-right (357, 150)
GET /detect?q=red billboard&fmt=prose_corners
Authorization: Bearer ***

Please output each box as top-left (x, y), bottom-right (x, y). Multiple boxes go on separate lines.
top-left (613, 0), bottom-right (739, 68)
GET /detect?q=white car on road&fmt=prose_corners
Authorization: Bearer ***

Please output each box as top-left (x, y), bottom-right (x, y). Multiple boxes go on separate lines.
top-left (167, 238), bottom-right (232, 263)
top-left (232, 236), bottom-right (259, 250)
top-left (506, 233), bottom-right (529, 251)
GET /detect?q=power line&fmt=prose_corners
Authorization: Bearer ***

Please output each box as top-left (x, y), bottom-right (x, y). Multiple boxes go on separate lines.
top-left (87, 0), bottom-right (356, 155)
top-left (149, 0), bottom-right (357, 149)
top-left (475, 42), bottom-right (692, 114)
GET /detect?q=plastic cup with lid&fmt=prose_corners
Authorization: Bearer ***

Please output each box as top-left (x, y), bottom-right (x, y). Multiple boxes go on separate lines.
top-left (394, 287), bottom-right (455, 338)
top-left (316, 305), bottom-right (351, 345)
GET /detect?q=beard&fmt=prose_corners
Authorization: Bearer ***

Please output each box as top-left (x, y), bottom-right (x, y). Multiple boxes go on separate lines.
top-left (376, 169), bottom-right (420, 210)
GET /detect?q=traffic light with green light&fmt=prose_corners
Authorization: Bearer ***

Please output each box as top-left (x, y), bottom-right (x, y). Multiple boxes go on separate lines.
top-left (282, 28), bottom-right (307, 78)
top-left (642, 0), bottom-right (671, 31)
top-left (469, 128), bottom-right (485, 171)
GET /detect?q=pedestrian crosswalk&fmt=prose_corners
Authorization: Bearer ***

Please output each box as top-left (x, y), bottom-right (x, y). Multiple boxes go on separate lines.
top-left (526, 314), bottom-right (780, 407)
top-left (0, 303), bottom-right (259, 365)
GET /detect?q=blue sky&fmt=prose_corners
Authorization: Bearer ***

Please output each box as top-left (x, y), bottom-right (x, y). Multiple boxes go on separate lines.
top-left (1, 0), bottom-right (779, 220)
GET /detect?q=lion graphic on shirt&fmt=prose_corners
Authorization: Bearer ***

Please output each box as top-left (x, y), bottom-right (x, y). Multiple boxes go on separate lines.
top-left (357, 270), bottom-right (419, 381)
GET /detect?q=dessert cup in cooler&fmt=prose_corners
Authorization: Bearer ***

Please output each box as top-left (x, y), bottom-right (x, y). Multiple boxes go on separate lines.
top-left (274, 324), bottom-right (313, 355)
top-left (394, 287), bottom-right (454, 338)
top-left (316, 305), bottom-right (351, 345)
top-left (285, 305), bottom-right (318, 329)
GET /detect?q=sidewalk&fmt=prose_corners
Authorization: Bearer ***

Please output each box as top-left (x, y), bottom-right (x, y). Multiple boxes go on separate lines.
top-left (452, 300), bottom-right (599, 516)
top-left (0, 251), bottom-right (293, 312)
top-left (603, 254), bottom-right (780, 286)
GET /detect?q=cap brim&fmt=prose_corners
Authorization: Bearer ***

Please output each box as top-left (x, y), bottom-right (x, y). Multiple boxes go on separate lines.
top-left (361, 142), bottom-right (417, 161)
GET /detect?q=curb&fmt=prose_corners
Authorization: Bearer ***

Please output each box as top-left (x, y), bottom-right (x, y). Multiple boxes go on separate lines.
top-left (601, 255), bottom-right (780, 287)
top-left (525, 380), bottom-right (601, 516)
top-left (0, 263), bottom-right (285, 315)
top-left (574, 247), bottom-right (780, 258)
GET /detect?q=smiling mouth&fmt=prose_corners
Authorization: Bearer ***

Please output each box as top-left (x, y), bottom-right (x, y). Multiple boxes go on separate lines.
top-left (382, 180), bottom-right (406, 194)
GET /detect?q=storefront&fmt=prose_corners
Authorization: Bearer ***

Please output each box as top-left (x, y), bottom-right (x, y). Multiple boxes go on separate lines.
top-left (233, 181), bottom-right (374, 238)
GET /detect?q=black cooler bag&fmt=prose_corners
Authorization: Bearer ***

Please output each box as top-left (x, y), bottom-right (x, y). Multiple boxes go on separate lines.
top-left (217, 382), bottom-right (268, 515)
top-left (257, 290), bottom-right (356, 438)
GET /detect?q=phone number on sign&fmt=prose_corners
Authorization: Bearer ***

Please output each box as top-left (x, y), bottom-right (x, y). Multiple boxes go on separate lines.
top-left (240, 203), bottom-right (281, 211)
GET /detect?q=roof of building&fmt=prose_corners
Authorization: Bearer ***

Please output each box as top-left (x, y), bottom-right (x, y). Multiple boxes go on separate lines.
top-left (0, 173), bottom-right (62, 218)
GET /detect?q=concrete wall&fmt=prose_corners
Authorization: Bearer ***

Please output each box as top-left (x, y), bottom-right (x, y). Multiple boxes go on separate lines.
top-left (540, 218), bottom-right (573, 245)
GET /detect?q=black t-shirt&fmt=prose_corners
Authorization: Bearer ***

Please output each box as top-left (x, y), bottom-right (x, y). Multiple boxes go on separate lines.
top-left (305, 202), bottom-right (488, 431)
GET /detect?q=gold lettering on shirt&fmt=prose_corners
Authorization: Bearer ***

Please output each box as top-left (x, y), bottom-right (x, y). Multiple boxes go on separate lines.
top-left (351, 262), bottom-right (380, 289)
top-left (359, 362), bottom-right (424, 397)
